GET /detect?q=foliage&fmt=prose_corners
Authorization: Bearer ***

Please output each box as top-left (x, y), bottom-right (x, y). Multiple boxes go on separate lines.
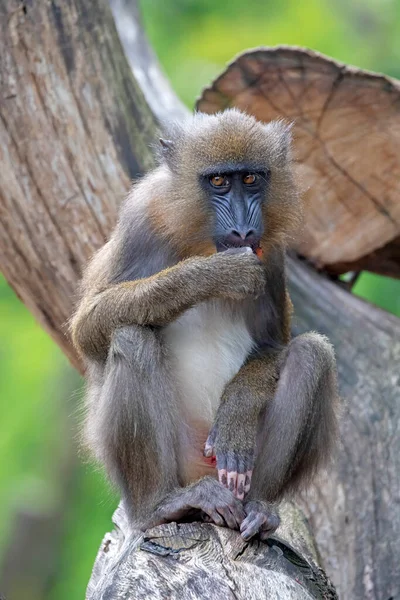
top-left (142, 0), bottom-right (400, 107)
top-left (0, 277), bottom-right (66, 558)
top-left (0, 0), bottom-right (399, 597)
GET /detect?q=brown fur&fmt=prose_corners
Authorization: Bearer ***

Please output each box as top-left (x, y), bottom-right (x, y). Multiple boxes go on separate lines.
top-left (151, 111), bottom-right (301, 261)
top-left (70, 109), bottom-right (339, 535)
top-left (71, 250), bottom-right (266, 360)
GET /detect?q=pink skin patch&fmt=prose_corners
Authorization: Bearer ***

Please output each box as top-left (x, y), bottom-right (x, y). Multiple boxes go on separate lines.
top-left (203, 455), bottom-right (217, 467)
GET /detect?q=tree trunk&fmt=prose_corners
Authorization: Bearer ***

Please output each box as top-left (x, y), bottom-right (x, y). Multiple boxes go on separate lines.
top-left (0, 0), bottom-right (157, 369)
top-left (289, 257), bottom-right (400, 600)
top-left (0, 1), bottom-right (399, 599)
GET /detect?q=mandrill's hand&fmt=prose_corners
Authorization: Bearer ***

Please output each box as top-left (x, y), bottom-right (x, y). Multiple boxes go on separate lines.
top-left (204, 401), bottom-right (258, 501)
top-left (143, 477), bottom-right (245, 532)
top-left (206, 246), bottom-right (266, 301)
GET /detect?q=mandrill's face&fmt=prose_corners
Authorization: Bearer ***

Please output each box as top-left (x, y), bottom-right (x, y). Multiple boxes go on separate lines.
top-left (199, 165), bottom-right (270, 255)
top-left (157, 109), bottom-right (301, 259)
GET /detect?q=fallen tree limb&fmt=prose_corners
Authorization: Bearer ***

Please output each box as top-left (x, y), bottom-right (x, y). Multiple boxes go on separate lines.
top-left (0, 0), bottom-right (157, 369)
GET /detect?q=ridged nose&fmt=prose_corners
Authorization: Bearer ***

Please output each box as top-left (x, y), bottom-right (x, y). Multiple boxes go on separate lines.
top-left (226, 228), bottom-right (257, 246)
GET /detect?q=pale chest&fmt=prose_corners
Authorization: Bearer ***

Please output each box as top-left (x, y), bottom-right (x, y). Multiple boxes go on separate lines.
top-left (162, 300), bottom-right (254, 423)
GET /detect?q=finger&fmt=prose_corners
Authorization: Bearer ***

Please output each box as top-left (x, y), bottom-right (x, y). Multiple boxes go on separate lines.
top-left (240, 512), bottom-right (255, 532)
top-left (237, 456), bottom-right (246, 474)
top-left (244, 470), bottom-right (253, 494)
top-left (217, 506), bottom-right (237, 530)
top-left (203, 443), bottom-right (214, 458)
top-left (227, 471), bottom-right (238, 496)
top-left (204, 429), bottom-right (217, 456)
top-left (241, 525), bottom-right (257, 541)
top-left (259, 526), bottom-right (276, 541)
top-left (229, 502), bottom-right (246, 527)
top-left (240, 512), bottom-right (263, 530)
top-left (218, 468), bottom-right (228, 487)
top-left (204, 508), bottom-right (224, 527)
top-left (216, 452), bottom-right (227, 471)
top-left (236, 473), bottom-right (246, 500)
top-left (226, 451), bottom-right (238, 473)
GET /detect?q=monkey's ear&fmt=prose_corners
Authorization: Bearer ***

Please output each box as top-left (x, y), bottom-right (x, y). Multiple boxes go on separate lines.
top-left (264, 120), bottom-right (293, 164)
top-left (158, 137), bottom-right (177, 170)
top-left (159, 138), bottom-right (174, 151)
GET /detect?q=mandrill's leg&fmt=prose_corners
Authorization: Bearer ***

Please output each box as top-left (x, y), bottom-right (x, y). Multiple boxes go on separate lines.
top-left (250, 333), bottom-right (339, 499)
top-left (87, 325), bottom-right (185, 524)
top-left (94, 326), bottom-right (245, 532)
top-left (207, 333), bottom-right (339, 540)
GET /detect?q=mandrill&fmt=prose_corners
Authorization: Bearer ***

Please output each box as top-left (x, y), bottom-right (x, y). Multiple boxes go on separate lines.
top-left (71, 109), bottom-right (339, 541)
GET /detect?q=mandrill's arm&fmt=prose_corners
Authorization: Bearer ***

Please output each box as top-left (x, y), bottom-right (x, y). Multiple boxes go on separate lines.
top-left (204, 253), bottom-right (292, 497)
top-left (71, 247), bottom-right (265, 361)
top-left (205, 256), bottom-right (340, 536)
top-left (204, 301), bottom-right (289, 500)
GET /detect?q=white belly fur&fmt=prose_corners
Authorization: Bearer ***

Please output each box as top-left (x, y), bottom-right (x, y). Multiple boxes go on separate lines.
top-left (163, 300), bottom-right (254, 425)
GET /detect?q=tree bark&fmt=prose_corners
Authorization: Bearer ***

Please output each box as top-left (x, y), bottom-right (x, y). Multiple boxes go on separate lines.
top-left (0, 2), bottom-right (399, 599)
top-left (0, 0), bottom-right (157, 369)
top-left (289, 257), bottom-right (400, 600)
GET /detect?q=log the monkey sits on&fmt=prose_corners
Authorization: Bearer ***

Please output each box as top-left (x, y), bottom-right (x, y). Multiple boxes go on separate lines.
top-left (71, 109), bottom-right (339, 541)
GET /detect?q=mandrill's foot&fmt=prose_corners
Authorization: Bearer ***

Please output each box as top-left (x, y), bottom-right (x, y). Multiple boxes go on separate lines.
top-left (143, 477), bottom-right (245, 532)
top-left (240, 500), bottom-right (280, 541)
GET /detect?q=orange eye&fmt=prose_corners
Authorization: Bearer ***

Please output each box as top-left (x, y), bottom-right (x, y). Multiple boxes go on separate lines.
top-left (243, 173), bottom-right (257, 185)
top-left (210, 175), bottom-right (228, 187)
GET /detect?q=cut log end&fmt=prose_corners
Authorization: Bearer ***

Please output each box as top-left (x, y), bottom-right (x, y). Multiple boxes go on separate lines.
top-left (196, 46), bottom-right (400, 278)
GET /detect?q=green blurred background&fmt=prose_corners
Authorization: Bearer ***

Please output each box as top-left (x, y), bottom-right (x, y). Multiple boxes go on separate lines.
top-left (1, 0), bottom-right (399, 597)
